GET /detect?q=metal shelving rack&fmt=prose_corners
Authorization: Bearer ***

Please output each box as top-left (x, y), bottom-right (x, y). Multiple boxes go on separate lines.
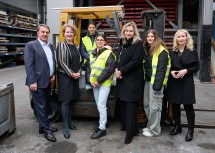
top-left (0, 24), bottom-right (37, 67)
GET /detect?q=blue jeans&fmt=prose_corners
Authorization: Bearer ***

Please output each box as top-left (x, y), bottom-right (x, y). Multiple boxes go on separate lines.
top-left (93, 86), bottom-right (111, 130)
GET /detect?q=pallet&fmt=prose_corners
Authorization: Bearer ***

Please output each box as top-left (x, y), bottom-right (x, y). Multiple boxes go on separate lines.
top-left (15, 47), bottom-right (25, 52)
top-left (0, 50), bottom-right (7, 54)
top-left (0, 19), bottom-right (10, 26)
top-left (17, 23), bottom-right (36, 30)
top-left (11, 14), bottom-right (37, 24)
top-left (10, 18), bottom-right (37, 29)
top-left (0, 37), bottom-right (9, 43)
top-left (0, 46), bottom-right (8, 51)
top-left (0, 39), bottom-right (9, 43)
top-left (0, 16), bottom-right (9, 21)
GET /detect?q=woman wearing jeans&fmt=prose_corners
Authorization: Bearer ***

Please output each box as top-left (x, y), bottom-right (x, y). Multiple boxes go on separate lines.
top-left (86, 34), bottom-right (115, 139)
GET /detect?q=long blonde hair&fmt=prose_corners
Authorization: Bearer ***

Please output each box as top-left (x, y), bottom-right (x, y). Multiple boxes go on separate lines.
top-left (143, 29), bottom-right (168, 55)
top-left (120, 22), bottom-right (141, 44)
top-left (173, 29), bottom-right (194, 51)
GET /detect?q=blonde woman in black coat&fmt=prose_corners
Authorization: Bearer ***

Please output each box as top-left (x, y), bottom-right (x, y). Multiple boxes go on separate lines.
top-left (167, 29), bottom-right (199, 142)
top-left (115, 22), bottom-right (144, 144)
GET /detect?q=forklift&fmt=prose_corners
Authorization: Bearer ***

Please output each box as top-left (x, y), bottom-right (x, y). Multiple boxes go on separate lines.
top-left (30, 5), bottom-right (125, 122)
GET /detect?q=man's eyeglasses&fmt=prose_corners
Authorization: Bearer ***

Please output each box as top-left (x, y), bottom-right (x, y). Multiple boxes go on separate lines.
top-left (96, 39), bottom-right (104, 42)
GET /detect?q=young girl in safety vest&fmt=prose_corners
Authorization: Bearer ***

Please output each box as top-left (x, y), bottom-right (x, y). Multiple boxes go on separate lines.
top-left (86, 34), bottom-right (116, 139)
top-left (142, 29), bottom-right (171, 137)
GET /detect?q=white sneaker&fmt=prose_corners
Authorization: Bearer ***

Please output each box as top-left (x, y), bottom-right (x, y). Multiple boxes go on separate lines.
top-left (86, 84), bottom-right (92, 90)
top-left (142, 128), bottom-right (149, 132)
top-left (142, 130), bottom-right (154, 137)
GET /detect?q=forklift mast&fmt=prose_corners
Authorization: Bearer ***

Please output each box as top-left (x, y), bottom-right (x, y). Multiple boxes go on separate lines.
top-left (141, 0), bottom-right (165, 40)
top-left (141, 9), bottom-right (166, 40)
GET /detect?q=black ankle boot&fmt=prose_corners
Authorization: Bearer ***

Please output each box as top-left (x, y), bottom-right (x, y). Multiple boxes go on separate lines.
top-left (170, 125), bottom-right (182, 135)
top-left (124, 136), bottom-right (133, 144)
top-left (185, 129), bottom-right (194, 142)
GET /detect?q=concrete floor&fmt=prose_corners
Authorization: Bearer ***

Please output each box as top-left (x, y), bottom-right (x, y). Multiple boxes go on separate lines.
top-left (0, 66), bottom-right (215, 153)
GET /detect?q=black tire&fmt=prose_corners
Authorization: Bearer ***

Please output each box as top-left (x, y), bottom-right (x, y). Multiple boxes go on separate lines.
top-left (30, 96), bottom-right (61, 123)
top-left (48, 97), bottom-right (61, 122)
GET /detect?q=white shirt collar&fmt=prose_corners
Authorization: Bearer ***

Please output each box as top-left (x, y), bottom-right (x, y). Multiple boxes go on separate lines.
top-left (37, 38), bottom-right (50, 46)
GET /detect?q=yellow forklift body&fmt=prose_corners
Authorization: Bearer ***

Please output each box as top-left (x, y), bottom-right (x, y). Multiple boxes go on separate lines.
top-left (59, 5), bottom-right (124, 45)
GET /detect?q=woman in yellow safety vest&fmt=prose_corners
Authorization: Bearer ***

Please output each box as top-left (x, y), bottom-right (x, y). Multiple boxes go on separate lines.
top-left (142, 29), bottom-right (171, 137)
top-left (86, 34), bottom-right (115, 139)
top-left (80, 22), bottom-right (98, 89)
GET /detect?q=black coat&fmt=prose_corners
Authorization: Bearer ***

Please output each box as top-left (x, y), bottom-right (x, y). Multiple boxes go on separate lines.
top-left (167, 48), bottom-right (199, 104)
top-left (116, 39), bottom-right (144, 102)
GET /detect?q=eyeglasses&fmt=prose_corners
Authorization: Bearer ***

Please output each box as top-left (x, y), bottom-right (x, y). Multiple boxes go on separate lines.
top-left (96, 39), bottom-right (104, 42)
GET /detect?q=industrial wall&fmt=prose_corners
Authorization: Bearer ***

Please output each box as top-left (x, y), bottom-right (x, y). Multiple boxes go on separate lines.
top-left (47, 0), bottom-right (74, 46)
top-left (0, 0), bottom-right (44, 23)
top-left (0, 0), bottom-right (38, 13)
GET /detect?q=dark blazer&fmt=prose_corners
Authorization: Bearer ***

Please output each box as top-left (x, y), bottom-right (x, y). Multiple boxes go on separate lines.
top-left (167, 48), bottom-right (199, 104)
top-left (116, 39), bottom-right (144, 102)
top-left (24, 39), bottom-right (56, 88)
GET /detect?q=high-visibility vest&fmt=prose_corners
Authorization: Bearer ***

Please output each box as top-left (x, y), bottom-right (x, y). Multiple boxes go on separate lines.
top-left (150, 45), bottom-right (171, 85)
top-left (90, 49), bottom-right (115, 86)
top-left (82, 36), bottom-right (97, 55)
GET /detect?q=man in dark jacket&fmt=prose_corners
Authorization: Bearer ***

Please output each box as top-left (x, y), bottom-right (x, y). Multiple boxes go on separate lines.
top-left (24, 24), bottom-right (58, 142)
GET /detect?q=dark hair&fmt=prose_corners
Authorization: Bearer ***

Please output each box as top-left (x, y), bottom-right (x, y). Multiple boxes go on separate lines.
top-left (96, 34), bottom-right (107, 42)
top-left (37, 24), bottom-right (50, 33)
top-left (88, 22), bottom-right (96, 28)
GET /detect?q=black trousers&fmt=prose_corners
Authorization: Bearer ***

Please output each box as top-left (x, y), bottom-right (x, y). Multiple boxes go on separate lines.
top-left (120, 100), bottom-right (138, 138)
top-left (31, 84), bottom-right (52, 133)
top-left (161, 87), bottom-right (168, 122)
top-left (172, 103), bottom-right (195, 130)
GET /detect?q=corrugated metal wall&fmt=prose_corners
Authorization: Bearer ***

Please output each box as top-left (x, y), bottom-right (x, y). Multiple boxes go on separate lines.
top-left (94, 0), bottom-right (177, 29)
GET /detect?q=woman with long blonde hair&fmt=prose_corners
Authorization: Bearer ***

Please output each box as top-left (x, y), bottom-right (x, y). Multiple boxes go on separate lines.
top-left (167, 29), bottom-right (199, 142)
top-left (115, 22), bottom-right (144, 144)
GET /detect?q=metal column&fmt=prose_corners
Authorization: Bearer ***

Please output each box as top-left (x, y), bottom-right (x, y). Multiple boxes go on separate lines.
top-left (198, 0), bottom-right (213, 82)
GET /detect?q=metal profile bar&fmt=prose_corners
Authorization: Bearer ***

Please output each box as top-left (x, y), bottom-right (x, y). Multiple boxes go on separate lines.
top-left (112, 11), bottom-right (121, 38)
top-left (146, 0), bottom-right (159, 10)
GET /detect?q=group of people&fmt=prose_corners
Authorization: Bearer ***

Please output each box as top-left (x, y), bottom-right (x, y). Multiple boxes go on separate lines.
top-left (24, 21), bottom-right (199, 144)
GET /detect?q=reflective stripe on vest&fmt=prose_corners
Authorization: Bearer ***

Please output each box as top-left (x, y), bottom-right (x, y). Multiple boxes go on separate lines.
top-left (82, 36), bottom-right (97, 54)
top-left (150, 45), bottom-right (171, 85)
top-left (82, 36), bottom-right (97, 63)
top-left (90, 49), bottom-right (116, 86)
